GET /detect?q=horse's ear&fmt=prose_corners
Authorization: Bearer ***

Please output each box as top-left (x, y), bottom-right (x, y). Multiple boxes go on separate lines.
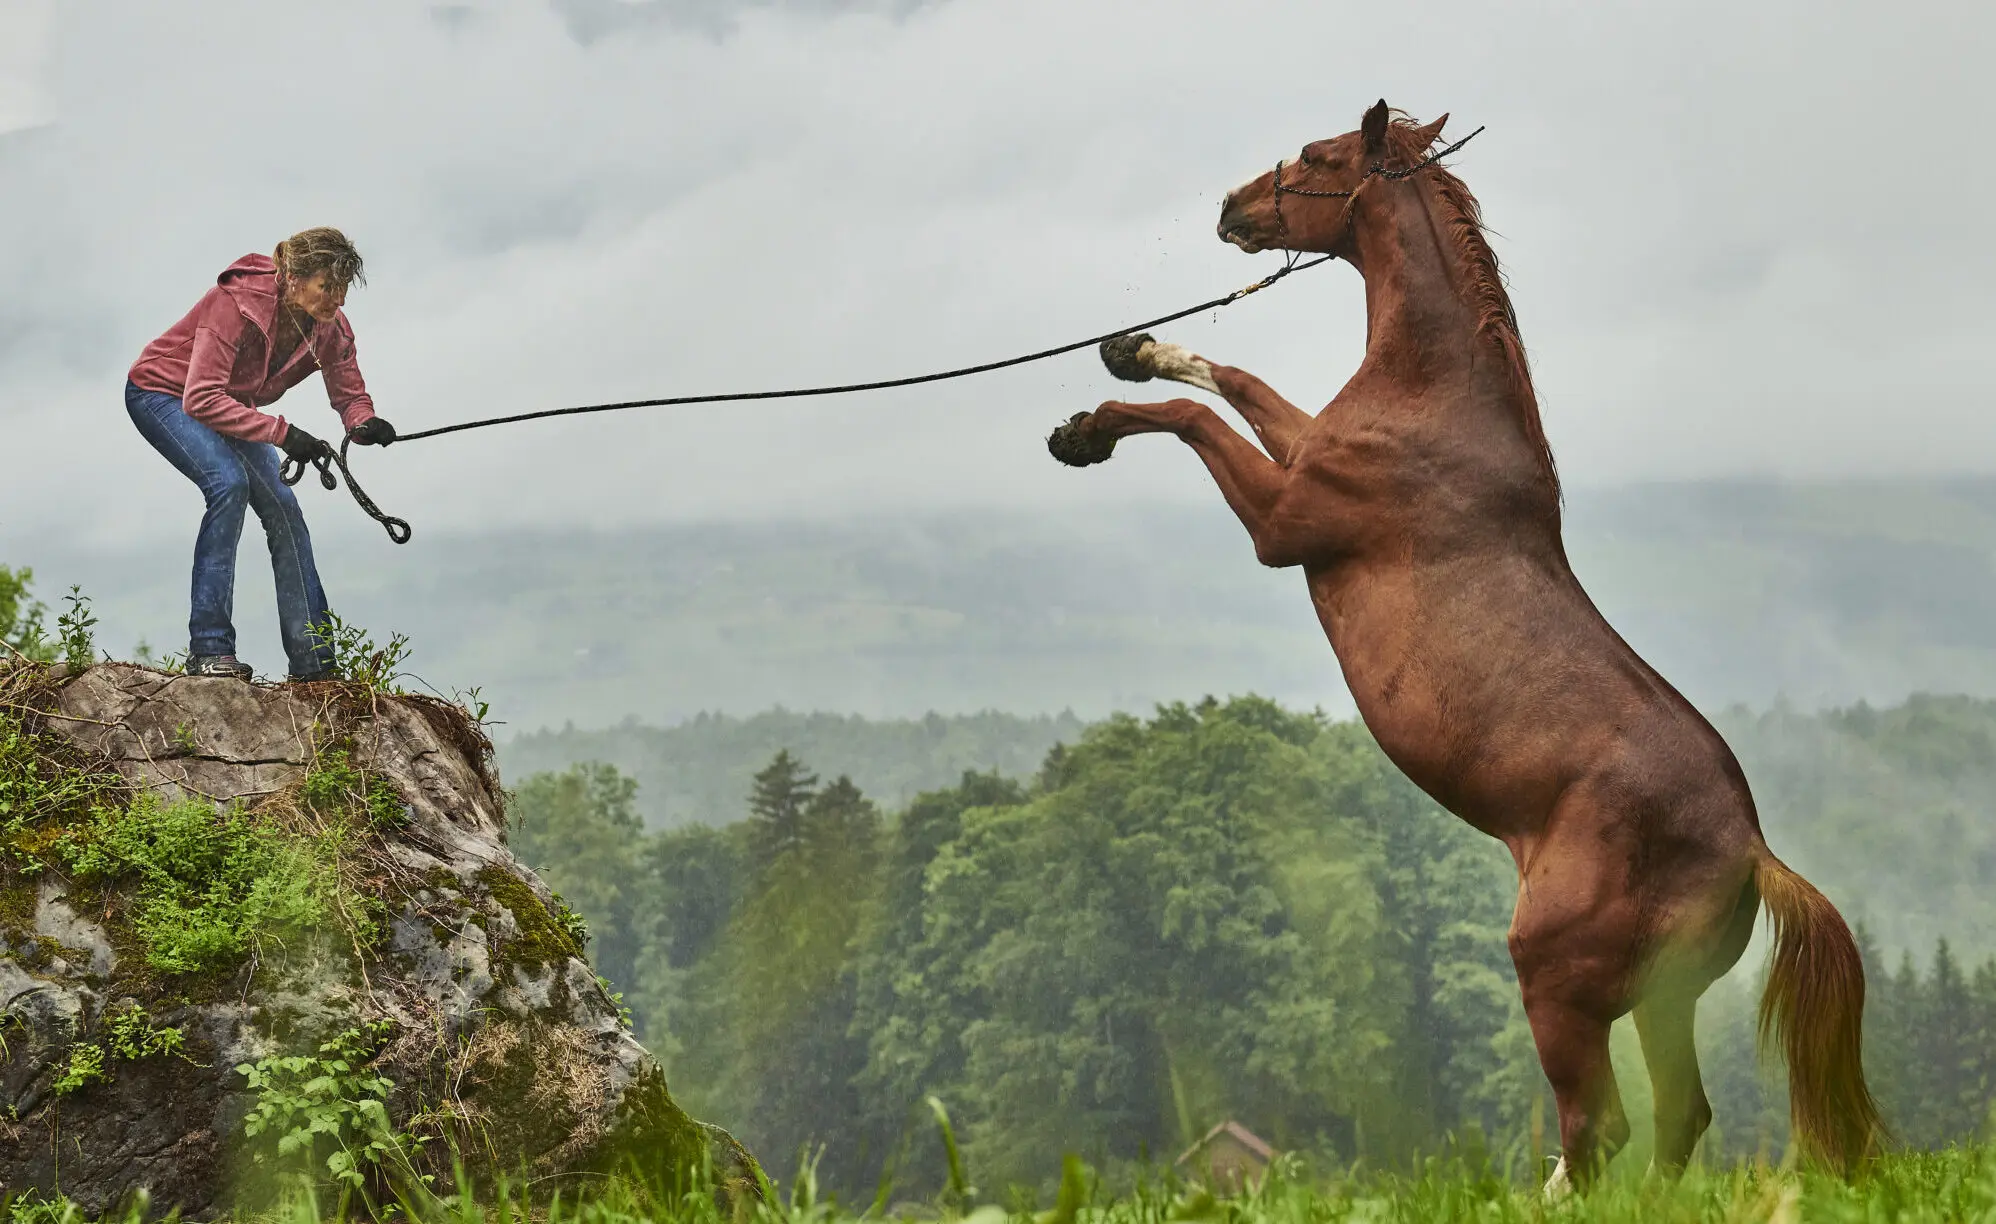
top-left (1412, 112), bottom-right (1449, 148)
top-left (1362, 99), bottom-right (1390, 152)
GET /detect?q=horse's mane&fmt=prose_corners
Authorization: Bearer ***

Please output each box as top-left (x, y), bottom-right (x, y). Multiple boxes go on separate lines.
top-left (1384, 117), bottom-right (1558, 495)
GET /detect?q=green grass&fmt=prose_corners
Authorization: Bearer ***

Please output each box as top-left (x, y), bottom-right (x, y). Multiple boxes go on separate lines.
top-left (7, 1146), bottom-right (1995, 1224)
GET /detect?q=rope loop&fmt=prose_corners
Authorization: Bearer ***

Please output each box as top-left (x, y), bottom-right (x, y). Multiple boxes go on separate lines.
top-left (281, 434), bottom-right (414, 544)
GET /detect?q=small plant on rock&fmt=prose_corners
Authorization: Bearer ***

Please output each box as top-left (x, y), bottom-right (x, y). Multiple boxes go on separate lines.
top-left (552, 895), bottom-right (590, 948)
top-left (307, 612), bottom-right (411, 694)
top-left (106, 1002), bottom-right (188, 1063)
top-left (130, 639), bottom-right (186, 674)
top-left (302, 743), bottom-right (408, 830)
top-left (53, 1043), bottom-right (107, 1096)
top-left (238, 1021), bottom-right (434, 1211)
top-left (0, 710), bottom-right (120, 866)
top-left (61, 794), bottom-right (335, 975)
top-left (55, 587), bottom-right (98, 673)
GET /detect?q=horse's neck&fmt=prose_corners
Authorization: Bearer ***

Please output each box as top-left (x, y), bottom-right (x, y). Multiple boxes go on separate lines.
top-left (1348, 186), bottom-right (1488, 392)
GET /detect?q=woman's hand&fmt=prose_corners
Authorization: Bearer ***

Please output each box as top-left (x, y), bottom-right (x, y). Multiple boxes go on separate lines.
top-left (349, 417), bottom-right (397, 447)
top-left (280, 423), bottom-right (334, 464)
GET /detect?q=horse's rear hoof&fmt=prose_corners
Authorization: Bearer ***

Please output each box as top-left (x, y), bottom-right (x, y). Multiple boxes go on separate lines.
top-left (1047, 412), bottom-right (1117, 467)
top-left (1099, 333), bottom-right (1156, 383)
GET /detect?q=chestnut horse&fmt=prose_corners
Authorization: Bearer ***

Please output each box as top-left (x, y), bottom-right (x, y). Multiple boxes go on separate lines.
top-left (1047, 102), bottom-right (1880, 1187)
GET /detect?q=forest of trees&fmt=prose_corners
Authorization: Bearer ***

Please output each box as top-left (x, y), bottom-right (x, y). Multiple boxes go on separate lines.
top-left (509, 696), bottom-right (1996, 1200)
top-left (505, 708), bottom-right (1085, 828)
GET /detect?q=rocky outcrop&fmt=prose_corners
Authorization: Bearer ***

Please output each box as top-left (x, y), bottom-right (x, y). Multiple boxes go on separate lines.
top-left (0, 663), bottom-right (757, 1217)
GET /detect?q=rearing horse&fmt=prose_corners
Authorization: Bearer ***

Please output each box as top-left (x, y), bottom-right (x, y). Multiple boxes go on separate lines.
top-left (1048, 101), bottom-right (1881, 1187)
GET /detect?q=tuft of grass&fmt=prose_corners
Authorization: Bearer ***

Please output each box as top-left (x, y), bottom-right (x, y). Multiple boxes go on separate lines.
top-left (60, 793), bottom-right (335, 975)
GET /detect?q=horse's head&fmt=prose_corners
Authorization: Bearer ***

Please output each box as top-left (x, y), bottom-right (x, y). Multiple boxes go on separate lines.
top-left (1217, 100), bottom-right (1449, 257)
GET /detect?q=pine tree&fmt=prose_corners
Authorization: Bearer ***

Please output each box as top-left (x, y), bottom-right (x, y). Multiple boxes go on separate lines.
top-left (1890, 950), bottom-right (1927, 1142)
top-left (747, 749), bottom-right (818, 864)
top-left (1920, 940), bottom-right (1978, 1143)
top-left (1969, 955), bottom-right (1996, 1141)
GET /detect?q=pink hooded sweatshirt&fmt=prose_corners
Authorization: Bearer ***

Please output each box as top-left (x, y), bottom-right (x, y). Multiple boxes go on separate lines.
top-left (128, 253), bottom-right (377, 446)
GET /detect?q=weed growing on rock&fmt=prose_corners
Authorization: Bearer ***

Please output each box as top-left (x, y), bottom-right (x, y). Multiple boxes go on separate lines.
top-left (105, 1002), bottom-right (188, 1063)
top-left (53, 1043), bottom-right (107, 1096)
top-left (596, 975), bottom-right (634, 1029)
top-left (54, 589), bottom-right (98, 674)
top-left (302, 743), bottom-right (409, 831)
top-left (308, 612), bottom-right (412, 694)
top-left (47, 1006), bottom-right (193, 1099)
top-left (0, 711), bottom-right (121, 868)
top-left (61, 794), bottom-right (335, 975)
top-left (239, 1021), bottom-right (437, 1212)
top-left (129, 640), bottom-right (185, 674)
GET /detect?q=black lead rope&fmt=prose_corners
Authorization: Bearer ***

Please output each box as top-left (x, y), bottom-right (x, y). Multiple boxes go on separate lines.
top-left (281, 127), bottom-right (1490, 546)
top-left (280, 438), bottom-right (413, 544)
top-left (395, 255), bottom-right (1338, 445)
top-left (288, 254), bottom-right (1336, 544)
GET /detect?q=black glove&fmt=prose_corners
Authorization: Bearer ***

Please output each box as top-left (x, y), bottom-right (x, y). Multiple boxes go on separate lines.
top-left (279, 423), bottom-right (334, 464)
top-left (349, 416), bottom-right (397, 447)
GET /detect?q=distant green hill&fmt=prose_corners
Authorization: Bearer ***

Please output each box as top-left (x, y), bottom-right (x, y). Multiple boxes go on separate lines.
top-left (20, 477), bottom-right (1996, 731)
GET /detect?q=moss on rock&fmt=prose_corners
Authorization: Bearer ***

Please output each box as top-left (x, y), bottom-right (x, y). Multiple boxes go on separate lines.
top-left (476, 865), bottom-right (583, 972)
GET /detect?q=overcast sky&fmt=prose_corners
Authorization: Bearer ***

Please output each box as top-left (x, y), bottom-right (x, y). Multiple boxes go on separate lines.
top-left (1, 0), bottom-right (1989, 550)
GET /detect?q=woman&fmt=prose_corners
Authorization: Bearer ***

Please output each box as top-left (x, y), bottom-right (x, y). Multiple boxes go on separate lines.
top-left (126, 227), bottom-right (396, 681)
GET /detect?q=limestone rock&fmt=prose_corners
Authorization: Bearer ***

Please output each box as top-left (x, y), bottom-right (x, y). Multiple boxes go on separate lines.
top-left (0, 663), bottom-right (758, 1217)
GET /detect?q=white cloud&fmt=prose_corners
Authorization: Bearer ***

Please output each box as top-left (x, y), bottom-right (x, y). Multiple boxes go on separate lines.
top-left (0, 0), bottom-right (56, 135)
top-left (2, 0), bottom-right (1992, 548)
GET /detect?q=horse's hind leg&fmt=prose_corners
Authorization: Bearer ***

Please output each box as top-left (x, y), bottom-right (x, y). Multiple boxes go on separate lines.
top-left (1099, 334), bottom-right (1314, 464)
top-left (1634, 872), bottom-right (1757, 1173)
top-left (1633, 991), bottom-right (1712, 1173)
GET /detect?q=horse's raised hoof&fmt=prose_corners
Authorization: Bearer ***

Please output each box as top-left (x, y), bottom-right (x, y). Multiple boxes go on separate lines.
top-left (1099, 333), bottom-right (1157, 383)
top-left (1047, 412), bottom-right (1117, 467)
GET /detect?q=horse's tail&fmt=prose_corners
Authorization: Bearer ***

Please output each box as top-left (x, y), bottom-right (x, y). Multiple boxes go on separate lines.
top-left (1754, 849), bottom-right (1883, 1173)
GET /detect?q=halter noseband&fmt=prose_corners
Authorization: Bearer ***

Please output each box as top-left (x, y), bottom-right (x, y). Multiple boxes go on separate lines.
top-left (1268, 124), bottom-right (1486, 266)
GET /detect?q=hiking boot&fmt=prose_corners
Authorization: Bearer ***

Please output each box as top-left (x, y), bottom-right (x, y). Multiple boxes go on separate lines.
top-left (186, 654), bottom-right (254, 680)
top-left (286, 666), bottom-right (340, 684)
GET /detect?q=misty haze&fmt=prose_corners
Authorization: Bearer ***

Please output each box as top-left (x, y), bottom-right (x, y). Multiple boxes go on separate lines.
top-left (4, 0), bottom-right (1995, 1218)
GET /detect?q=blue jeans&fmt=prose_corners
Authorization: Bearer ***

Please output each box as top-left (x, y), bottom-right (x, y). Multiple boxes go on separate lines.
top-left (125, 382), bottom-right (335, 675)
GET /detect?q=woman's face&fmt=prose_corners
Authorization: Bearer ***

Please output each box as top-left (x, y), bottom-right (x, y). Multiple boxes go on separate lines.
top-left (283, 272), bottom-right (348, 323)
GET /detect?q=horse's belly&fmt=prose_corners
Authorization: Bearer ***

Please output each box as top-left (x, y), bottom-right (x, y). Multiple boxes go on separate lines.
top-left (1309, 563), bottom-right (1593, 835)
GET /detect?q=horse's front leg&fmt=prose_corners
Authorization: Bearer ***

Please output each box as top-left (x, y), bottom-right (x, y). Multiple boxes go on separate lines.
top-left (1099, 333), bottom-right (1314, 465)
top-left (1047, 397), bottom-right (1309, 567)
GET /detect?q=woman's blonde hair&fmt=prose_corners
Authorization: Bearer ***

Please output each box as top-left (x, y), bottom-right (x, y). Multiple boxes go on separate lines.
top-left (274, 227), bottom-right (365, 290)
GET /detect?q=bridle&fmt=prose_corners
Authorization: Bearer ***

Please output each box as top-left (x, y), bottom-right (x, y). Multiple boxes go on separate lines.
top-left (1268, 124), bottom-right (1486, 267)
